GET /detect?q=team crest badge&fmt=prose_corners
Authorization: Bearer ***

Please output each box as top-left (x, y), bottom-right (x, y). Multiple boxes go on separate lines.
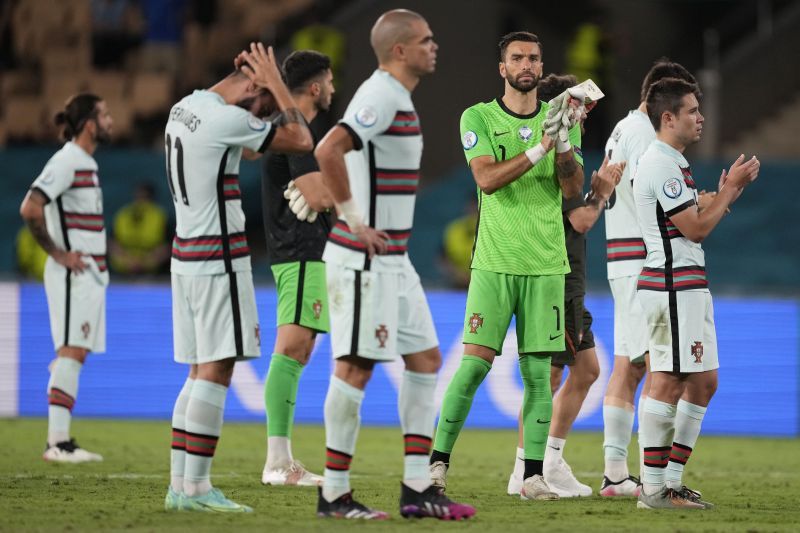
top-left (518, 125), bottom-right (533, 142)
top-left (468, 313), bottom-right (484, 334)
top-left (255, 324), bottom-right (261, 347)
top-left (375, 324), bottom-right (389, 348)
top-left (692, 341), bottom-right (703, 363)
top-left (312, 299), bottom-right (323, 320)
top-left (81, 322), bottom-right (90, 339)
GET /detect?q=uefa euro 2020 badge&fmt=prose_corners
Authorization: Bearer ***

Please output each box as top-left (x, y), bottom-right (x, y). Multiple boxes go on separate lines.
top-left (662, 177), bottom-right (683, 199)
top-left (518, 125), bottom-right (533, 142)
top-left (462, 131), bottom-right (478, 150)
top-left (247, 115), bottom-right (266, 131)
top-left (355, 106), bottom-right (378, 128)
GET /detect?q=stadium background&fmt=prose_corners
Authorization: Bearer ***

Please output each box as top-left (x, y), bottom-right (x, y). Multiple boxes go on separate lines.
top-left (0, 0), bottom-right (798, 437)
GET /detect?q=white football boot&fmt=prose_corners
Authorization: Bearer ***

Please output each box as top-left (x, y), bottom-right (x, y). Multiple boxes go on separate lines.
top-left (543, 458), bottom-right (592, 497)
top-left (261, 460), bottom-right (323, 486)
top-left (519, 474), bottom-right (559, 501)
top-left (43, 439), bottom-right (103, 463)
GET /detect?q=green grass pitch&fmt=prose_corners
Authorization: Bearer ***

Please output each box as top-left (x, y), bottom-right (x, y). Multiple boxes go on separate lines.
top-left (1, 418), bottom-right (798, 532)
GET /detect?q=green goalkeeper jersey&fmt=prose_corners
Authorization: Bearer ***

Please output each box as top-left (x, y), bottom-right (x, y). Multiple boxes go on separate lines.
top-left (460, 97), bottom-right (583, 276)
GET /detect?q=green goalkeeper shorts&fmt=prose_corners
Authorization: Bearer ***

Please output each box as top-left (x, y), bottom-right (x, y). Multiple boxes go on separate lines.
top-left (463, 269), bottom-right (564, 354)
top-left (271, 260), bottom-right (329, 333)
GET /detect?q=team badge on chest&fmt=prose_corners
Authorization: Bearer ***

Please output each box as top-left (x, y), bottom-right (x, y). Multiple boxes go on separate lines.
top-left (518, 125), bottom-right (533, 142)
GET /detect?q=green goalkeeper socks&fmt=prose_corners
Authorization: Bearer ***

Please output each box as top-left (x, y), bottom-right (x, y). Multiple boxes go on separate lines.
top-left (264, 354), bottom-right (304, 438)
top-left (519, 354), bottom-right (552, 461)
top-left (432, 355), bottom-right (491, 456)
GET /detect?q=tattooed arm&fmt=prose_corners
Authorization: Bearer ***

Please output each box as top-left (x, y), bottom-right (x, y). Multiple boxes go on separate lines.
top-left (20, 189), bottom-right (87, 272)
top-left (555, 150), bottom-right (584, 200)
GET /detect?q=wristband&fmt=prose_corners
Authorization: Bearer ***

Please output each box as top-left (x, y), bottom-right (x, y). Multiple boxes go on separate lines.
top-left (525, 144), bottom-right (546, 165)
top-left (336, 198), bottom-right (364, 230)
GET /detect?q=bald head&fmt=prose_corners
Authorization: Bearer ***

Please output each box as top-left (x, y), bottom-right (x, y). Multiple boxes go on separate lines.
top-left (370, 9), bottom-right (426, 64)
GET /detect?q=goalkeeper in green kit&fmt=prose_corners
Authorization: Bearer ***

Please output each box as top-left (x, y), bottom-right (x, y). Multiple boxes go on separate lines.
top-left (429, 31), bottom-right (585, 501)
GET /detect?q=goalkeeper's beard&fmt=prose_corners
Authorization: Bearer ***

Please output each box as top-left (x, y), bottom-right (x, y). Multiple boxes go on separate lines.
top-left (508, 73), bottom-right (540, 94)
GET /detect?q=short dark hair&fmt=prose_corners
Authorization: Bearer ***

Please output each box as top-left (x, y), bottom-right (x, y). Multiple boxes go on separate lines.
top-left (282, 50), bottom-right (332, 92)
top-left (53, 93), bottom-right (102, 141)
top-left (645, 78), bottom-right (702, 131)
top-left (498, 31), bottom-right (541, 61)
top-left (640, 58), bottom-right (696, 101)
top-left (536, 73), bottom-right (578, 102)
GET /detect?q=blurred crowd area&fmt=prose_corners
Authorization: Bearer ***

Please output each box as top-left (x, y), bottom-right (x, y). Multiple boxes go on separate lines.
top-left (3, 0), bottom-right (799, 290)
top-left (0, 0), bottom-right (345, 146)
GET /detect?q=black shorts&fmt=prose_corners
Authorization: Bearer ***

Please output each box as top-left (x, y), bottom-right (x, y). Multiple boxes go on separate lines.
top-left (551, 296), bottom-right (595, 367)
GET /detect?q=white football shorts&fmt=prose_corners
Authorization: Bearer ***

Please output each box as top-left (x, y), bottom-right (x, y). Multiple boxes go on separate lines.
top-left (637, 289), bottom-right (719, 373)
top-left (171, 271), bottom-right (261, 364)
top-left (44, 256), bottom-right (107, 353)
top-left (609, 275), bottom-right (649, 363)
top-left (326, 262), bottom-right (439, 362)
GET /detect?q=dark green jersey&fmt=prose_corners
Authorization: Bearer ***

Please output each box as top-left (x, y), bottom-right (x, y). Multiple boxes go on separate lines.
top-left (460, 98), bottom-right (582, 275)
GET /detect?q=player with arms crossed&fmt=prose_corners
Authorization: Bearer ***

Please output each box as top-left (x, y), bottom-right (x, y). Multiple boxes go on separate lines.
top-left (634, 78), bottom-right (759, 509)
top-left (600, 61), bottom-right (712, 498)
top-left (259, 49), bottom-right (335, 487)
top-left (164, 43), bottom-right (312, 513)
top-left (429, 32), bottom-right (584, 501)
top-left (506, 74), bottom-right (623, 498)
top-left (313, 9), bottom-right (475, 520)
top-left (20, 94), bottom-right (114, 463)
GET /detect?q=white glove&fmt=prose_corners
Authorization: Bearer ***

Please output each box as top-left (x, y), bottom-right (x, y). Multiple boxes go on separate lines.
top-left (283, 180), bottom-right (318, 222)
top-left (545, 88), bottom-right (586, 138)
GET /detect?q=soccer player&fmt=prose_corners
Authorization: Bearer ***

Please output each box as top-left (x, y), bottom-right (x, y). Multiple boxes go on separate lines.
top-left (164, 42), bottom-right (313, 512)
top-left (599, 61), bottom-right (700, 498)
top-left (430, 32), bottom-right (584, 501)
top-left (506, 74), bottom-right (623, 498)
top-left (259, 50), bottom-right (335, 487)
top-left (313, 9), bottom-right (475, 520)
top-left (634, 78), bottom-right (759, 509)
top-left (20, 94), bottom-right (113, 463)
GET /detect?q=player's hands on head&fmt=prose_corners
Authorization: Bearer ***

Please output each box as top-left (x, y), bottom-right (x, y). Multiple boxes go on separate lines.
top-left (233, 51), bottom-right (248, 71)
top-left (54, 250), bottom-right (88, 273)
top-left (239, 42), bottom-right (285, 93)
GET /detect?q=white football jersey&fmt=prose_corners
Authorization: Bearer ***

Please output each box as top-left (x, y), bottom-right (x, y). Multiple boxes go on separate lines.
top-left (164, 90), bottom-right (274, 275)
top-left (323, 69), bottom-right (423, 272)
top-left (633, 140), bottom-right (707, 292)
top-left (603, 109), bottom-right (654, 279)
top-left (31, 141), bottom-right (108, 279)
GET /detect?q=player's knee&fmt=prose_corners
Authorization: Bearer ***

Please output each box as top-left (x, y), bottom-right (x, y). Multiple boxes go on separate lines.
top-left (334, 356), bottom-right (374, 389)
top-left (57, 346), bottom-right (88, 364)
top-left (404, 347), bottom-right (441, 374)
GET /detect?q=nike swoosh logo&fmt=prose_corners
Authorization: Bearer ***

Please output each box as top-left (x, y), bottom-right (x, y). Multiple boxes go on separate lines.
top-left (286, 400), bottom-right (296, 406)
top-left (549, 333), bottom-right (563, 340)
top-left (445, 418), bottom-right (463, 424)
top-left (537, 419), bottom-right (550, 424)
top-left (494, 131), bottom-right (509, 137)
top-left (548, 445), bottom-right (561, 450)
